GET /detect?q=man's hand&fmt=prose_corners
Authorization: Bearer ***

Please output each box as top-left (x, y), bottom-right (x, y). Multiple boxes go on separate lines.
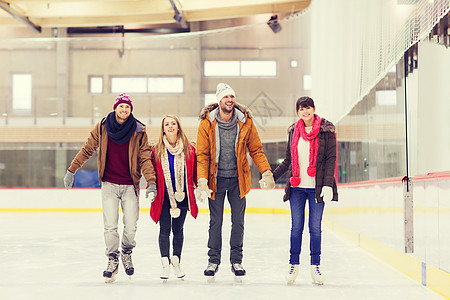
top-left (64, 170), bottom-right (74, 190)
top-left (146, 184), bottom-right (157, 202)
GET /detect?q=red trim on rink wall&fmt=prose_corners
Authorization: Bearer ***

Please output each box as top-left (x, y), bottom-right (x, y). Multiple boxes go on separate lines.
top-left (338, 171), bottom-right (450, 187)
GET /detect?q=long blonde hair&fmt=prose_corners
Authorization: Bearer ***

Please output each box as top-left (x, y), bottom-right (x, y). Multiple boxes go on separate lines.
top-left (155, 115), bottom-right (191, 162)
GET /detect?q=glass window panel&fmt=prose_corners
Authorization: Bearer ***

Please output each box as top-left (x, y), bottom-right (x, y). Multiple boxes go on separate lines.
top-left (376, 90), bottom-right (397, 106)
top-left (148, 77), bottom-right (183, 93)
top-left (12, 74), bottom-right (32, 110)
top-left (303, 75), bottom-right (312, 90)
top-left (89, 76), bottom-right (103, 94)
top-left (204, 61), bottom-right (240, 76)
top-left (111, 77), bottom-right (147, 93)
top-left (204, 93), bottom-right (216, 106)
top-left (241, 61), bottom-right (277, 77)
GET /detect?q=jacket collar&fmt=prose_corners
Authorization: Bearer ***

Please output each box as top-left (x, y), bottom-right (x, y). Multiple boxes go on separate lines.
top-left (199, 102), bottom-right (251, 123)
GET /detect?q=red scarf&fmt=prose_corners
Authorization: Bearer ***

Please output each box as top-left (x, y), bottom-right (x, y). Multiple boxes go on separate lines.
top-left (290, 114), bottom-right (321, 187)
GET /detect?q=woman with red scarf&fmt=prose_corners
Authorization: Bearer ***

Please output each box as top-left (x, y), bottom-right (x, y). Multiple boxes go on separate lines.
top-left (272, 96), bottom-right (338, 285)
top-left (150, 115), bottom-right (198, 280)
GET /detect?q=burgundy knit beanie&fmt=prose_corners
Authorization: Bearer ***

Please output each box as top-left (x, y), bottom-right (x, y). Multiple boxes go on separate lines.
top-left (113, 93), bottom-right (133, 112)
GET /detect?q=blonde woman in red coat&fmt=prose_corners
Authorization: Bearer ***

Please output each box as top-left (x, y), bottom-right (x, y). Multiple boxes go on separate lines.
top-left (150, 115), bottom-right (199, 280)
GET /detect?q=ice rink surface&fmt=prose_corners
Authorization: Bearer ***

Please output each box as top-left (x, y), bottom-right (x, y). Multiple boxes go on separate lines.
top-left (0, 212), bottom-right (445, 300)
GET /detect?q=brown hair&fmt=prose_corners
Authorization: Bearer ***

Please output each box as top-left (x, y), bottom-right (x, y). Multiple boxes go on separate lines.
top-left (154, 115), bottom-right (191, 162)
top-left (296, 96), bottom-right (315, 111)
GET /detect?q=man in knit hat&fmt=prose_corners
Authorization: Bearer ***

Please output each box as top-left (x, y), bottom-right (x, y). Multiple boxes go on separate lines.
top-left (196, 83), bottom-right (275, 280)
top-left (63, 93), bottom-right (157, 283)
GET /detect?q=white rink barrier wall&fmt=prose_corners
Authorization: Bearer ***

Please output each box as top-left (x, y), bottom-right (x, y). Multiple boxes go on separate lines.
top-left (1, 177), bottom-right (449, 298)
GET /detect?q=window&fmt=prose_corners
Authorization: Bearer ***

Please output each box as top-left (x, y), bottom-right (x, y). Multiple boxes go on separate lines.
top-left (204, 60), bottom-right (277, 77)
top-left (241, 61), bottom-right (276, 76)
top-left (89, 76), bottom-right (103, 94)
top-left (376, 90), bottom-right (397, 106)
top-left (303, 75), bottom-right (312, 90)
top-left (204, 93), bottom-right (216, 106)
top-left (111, 76), bottom-right (184, 94)
top-left (12, 74), bottom-right (32, 110)
top-left (204, 61), bottom-right (240, 77)
top-left (148, 77), bottom-right (183, 93)
top-left (111, 77), bottom-right (147, 94)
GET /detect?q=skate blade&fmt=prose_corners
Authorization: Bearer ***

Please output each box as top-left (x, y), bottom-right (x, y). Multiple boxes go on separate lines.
top-left (206, 276), bottom-right (215, 283)
top-left (104, 275), bottom-right (116, 283)
top-left (234, 276), bottom-right (244, 283)
top-left (312, 280), bottom-right (324, 285)
top-left (286, 279), bottom-right (295, 285)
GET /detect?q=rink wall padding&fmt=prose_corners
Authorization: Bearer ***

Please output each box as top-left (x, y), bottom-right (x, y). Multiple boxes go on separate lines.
top-left (1, 181), bottom-right (449, 298)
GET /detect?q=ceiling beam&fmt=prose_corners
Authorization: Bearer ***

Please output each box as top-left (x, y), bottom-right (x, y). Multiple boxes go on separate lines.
top-left (0, 1), bottom-right (41, 32)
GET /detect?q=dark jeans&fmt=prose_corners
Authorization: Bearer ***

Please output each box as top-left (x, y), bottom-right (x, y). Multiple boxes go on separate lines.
top-left (207, 176), bottom-right (246, 265)
top-left (289, 187), bottom-right (324, 265)
top-left (159, 192), bottom-right (187, 259)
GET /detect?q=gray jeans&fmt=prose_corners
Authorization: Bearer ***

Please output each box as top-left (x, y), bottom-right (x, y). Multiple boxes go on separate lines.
top-left (207, 176), bottom-right (246, 265)
top-left (101, 181), bottom-right (139, 257)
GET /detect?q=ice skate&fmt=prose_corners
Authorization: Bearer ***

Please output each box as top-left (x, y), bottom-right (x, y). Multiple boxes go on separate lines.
top-left (121, 250), bottom-right (134, 279)
top-left (171, 256), bottom-right (185, 279)
top-left (160, 257), bottom-right (170, 280)
top-left (231, 263), bottom-right (246, 283)
top-left (103, 254), bottom-right (119, 283)
top-left (204, 262), bottom-right (219, 283)
top-left (286, 264), bottom-right (299, 284)
top-left (310, 265), bottom-right (325, 285)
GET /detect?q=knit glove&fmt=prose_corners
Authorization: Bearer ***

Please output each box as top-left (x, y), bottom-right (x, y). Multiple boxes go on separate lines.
top-left (259, 170), bottom-right (275, 190)
top-left (196, 178), bottom-right (212, 202)
top-left (320, 186), bottom-right (333, 202)
top-left (146, 184), bottom-right (157, 203)
top-left (64, 170), bottom-right (74, 190)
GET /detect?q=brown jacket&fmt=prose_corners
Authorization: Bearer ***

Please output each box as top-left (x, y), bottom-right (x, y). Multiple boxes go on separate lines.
top-left (197, 103), bottom-right (271, 200)
top-left (273, 118), bottom-right (338, 202)
top-left (68, 117), bottom-right (156, 193)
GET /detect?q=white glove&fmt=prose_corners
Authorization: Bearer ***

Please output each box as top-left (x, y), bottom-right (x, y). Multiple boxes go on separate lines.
top-left (146, 184), bottom-right (157, 202)
top-left (320, 186), bottom-right (333, 202)
top-left (259, 170), bottom-right (275, 190)
top-left (64, 170), bottom-right (74, 190)
top-left (197, 178), bottom-right (212, 202)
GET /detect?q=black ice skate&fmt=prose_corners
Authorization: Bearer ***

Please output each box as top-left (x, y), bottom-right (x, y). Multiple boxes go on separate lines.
top-left (231, 263), bottom-right (246, 282)
top-left (121, 250), bottom-right (134, 278)
top-left (204, 262), bottom-right (219, 282)
top-left (103, 254), bottom-right (119, 283)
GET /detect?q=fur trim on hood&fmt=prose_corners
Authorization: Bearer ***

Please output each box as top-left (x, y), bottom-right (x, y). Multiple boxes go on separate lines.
top-left (199, 102), bottom-right (253, 120)
top-left (287, 118), bottom-right (335, 134)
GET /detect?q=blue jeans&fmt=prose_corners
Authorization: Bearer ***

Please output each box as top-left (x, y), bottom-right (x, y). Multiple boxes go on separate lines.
top-left (289, 187), bottom-right (324, 265)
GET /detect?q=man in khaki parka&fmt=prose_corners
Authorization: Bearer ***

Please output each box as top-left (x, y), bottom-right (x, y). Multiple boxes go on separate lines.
top-left (196, 83), bottom-right (275, 279)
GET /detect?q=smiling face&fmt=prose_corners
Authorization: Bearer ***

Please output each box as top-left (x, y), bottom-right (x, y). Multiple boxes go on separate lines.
top-left (297, 105), bottom-right (316, 127)
top-left (114, 103), bottom-right (131, 124)
top-left (163, 116), bottom-right (179, 141)
top-left (218, 94), bottom-right (236, 115)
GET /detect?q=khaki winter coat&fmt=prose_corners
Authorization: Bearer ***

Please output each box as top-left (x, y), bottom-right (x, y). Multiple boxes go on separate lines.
top-left (68, 117), bottom-right (156, 193)
top-left (197, 103), bottom-right (271, 200)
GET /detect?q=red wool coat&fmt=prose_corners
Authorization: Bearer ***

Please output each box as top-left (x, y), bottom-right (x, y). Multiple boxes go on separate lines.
top-left (150, 145), bottom-right (198, 223)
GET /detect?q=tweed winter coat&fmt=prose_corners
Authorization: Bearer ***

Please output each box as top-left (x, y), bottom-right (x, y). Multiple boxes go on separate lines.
top-left (197, 103), bottom-right (271, 200)
top-left (149, 145), bottom-right (199, 223)
top-left (68, 117), bottom-right (156, 194)
top-left (273, 118), bottom-right (338, 203)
